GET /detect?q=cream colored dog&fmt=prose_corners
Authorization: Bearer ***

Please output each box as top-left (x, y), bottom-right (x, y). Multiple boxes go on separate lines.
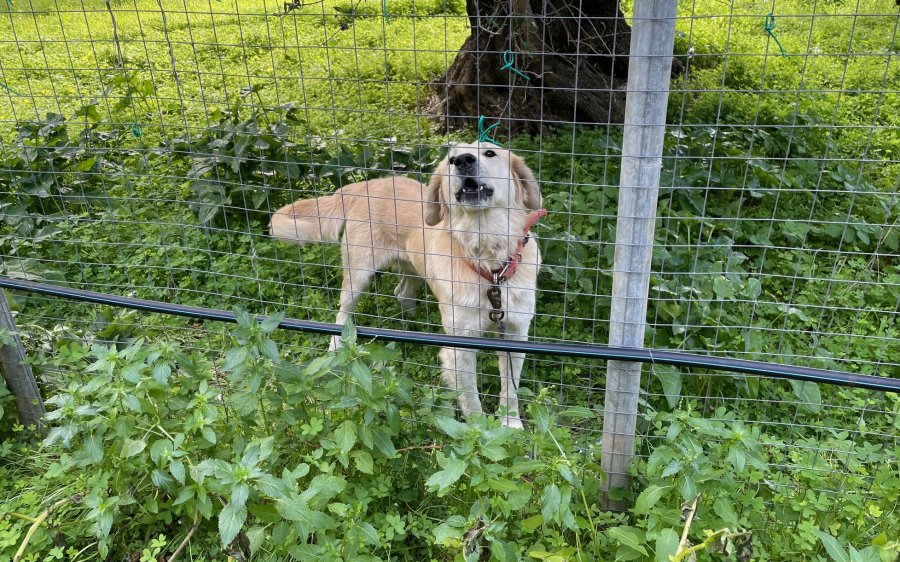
top-left (270, 141), bottom-right (544, 428)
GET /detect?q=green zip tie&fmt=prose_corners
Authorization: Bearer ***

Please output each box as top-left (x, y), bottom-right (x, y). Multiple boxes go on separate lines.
top-left (500, 50), bottom-right (530, 81)
top-left (764, 13), bottom-right (788, 58)
top-left (0, 82), bottom-right (23, 96)
top-left (382, 0), bottom-right (389, 23)
top-left (478, 115), bottom-right (501, 145)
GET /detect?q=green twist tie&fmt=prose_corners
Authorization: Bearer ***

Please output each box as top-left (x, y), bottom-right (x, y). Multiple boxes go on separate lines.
top-left (764, 13), bottom-right (787, 58)
top-left (478, 115), bottom-right (501, 145)
top-left (500, 50), bottom-right (529, 81)
top-left (382, 0), bottom-right (389, 22)
top-left (0, 82), bottom-right (23, 96)
top-left (131, 122), bottom-right (143, 138)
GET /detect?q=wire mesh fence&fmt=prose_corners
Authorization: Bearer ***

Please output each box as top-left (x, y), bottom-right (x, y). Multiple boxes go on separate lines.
top-left (0, 0), bottom-right (898, 556)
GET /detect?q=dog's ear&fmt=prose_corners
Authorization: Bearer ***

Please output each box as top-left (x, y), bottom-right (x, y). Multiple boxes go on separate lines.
top-left (511, 154), bottom-right (542, 210)
top-left (424, 158), bottom-right (449, 226)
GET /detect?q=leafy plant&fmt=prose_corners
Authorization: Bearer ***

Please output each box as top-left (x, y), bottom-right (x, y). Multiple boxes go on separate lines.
top-left (173, 87), bottom-right (438, 225)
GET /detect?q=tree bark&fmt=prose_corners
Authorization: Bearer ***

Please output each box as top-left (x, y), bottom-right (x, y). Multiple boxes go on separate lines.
top-left (432, 0), bottom-right (634, 134)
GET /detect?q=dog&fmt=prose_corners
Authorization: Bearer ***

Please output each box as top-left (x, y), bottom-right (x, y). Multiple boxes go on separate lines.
top-left (270, 141), bottom-right (545, 428)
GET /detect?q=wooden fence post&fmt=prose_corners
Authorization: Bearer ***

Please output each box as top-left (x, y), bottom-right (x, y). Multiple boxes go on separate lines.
top-left (601, 0), bottom-right (679, 509)
top-left (0, 290), bottom-right (45, 429)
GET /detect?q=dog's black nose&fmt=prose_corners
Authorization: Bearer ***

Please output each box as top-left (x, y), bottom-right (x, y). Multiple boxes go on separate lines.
top-left (449, 153), bottom-right (476, 167)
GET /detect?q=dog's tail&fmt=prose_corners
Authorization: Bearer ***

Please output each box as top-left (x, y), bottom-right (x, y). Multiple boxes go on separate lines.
top-left (270, 193), bottom-right (346, 244)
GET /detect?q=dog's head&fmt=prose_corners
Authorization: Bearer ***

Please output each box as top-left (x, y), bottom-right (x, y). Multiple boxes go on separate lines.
top-left (424, 141), bottom-right (541, 226)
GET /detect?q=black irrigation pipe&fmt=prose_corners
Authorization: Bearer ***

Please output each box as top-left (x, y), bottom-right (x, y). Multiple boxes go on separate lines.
top-left (3, 276), bottom-right (899, 394)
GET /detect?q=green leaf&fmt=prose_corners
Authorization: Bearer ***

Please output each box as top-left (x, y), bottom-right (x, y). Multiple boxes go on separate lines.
top-left (540, 484), bottom-right (561, 523)
top-left (713, 275), bottom-right (735, 300)
top-left (425, 457), bottom-right (467, 495)
top-left (653, 365), bottom-right (682, 409)
top-left (433, 516), bottom-right (466, 547)
top-left (727, 445), bottom-right (746, 473)
top-left (817, 531), bottom-right (850, 562)
top-left (521, 514), bottom-right (544, 533)
top-left (352, 451), bottom-right (374, 474)
top-left (122, 393), bottom-right (141, 412)
top-left (173, 487), bottom-right (194, 506)
top-left (233, 308), bottom-right (254, 328)
top-left (558, 406), bottom-right (594, 419)
top-left (335, 420), bottom-right (358, 454)
top-left (255, 473), bottom-right (289, 499)
top-left (349, 359), bottom-right (373, 395)
top-left (790, 381), bottom-right (822, 413)
top-left (289, 544), bottom-right (327, 560)
top-left (151, 363), bottom-right (171, 385)
top-left (849, 545), bottom-right (880, 562)
top-left (231, 483), bottom-right (249, 509)
top-left (341, 318), bottom-right (357, 345)
top-left (201, 426), bottom-right (218, 444)
top-left (713, 497), bottom-right (738, 526)
top-left (218, 502), bottom-right (246, 547)
top-left (277, 497), bottom-right (315, 523)
top-left (120, 438), bottom-right (147, 458)
top-left (358, 522), bottom-right (379, 545)
top-left (371, 427), bottom-right (397, 458)
top-left (169, 460), bottom-right (186, 484)
top-left (634, 484), bottom-right (671, 515)
top-left (304, 474), bottom-right (347, 506)
top-left (222, 346), bottom-right (249, 372)
top-left (246, 526), bottom-right (266, 555)
top-left (259, 311), bottom-right (285, 333)
top-left (434, 416), bottom-right (469, 439)
top-left (609, 526), bottom-right (649, 556)
top-left (304, 354), bottom-right (335, 377)
top-left (149, 439), bottom-right (173, 463)
top-left (655, 528), bottom-right (680, 562)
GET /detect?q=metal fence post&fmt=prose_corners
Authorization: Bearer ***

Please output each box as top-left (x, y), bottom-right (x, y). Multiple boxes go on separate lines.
top-left (0, 290), bottom-right (45, 429)
top-left (601, 0), bottom-right (679, 508)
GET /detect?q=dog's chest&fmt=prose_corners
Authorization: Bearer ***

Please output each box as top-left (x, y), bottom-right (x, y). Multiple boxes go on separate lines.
top-left (455, 232), bottom-right (516, 272)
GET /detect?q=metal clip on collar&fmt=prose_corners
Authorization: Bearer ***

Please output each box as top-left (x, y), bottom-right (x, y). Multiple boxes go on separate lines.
top-left (487, 272), bottom-right (506, 333)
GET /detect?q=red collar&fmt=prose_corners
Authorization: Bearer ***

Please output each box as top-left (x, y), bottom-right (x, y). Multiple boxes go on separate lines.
top-left (466, 208), bottom-right (547, 283)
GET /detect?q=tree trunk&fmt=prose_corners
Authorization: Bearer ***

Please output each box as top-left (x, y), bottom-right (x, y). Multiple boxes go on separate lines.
top-left (432, 0), bottom-right (633, 134)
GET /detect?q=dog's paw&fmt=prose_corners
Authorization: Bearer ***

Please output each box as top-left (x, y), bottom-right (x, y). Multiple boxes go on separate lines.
top-left (501, 416), bottom-right (524, 430)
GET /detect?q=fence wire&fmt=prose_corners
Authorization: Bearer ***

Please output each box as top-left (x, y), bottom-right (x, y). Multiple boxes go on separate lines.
top-left (0, 0), bottom-right (898, 545)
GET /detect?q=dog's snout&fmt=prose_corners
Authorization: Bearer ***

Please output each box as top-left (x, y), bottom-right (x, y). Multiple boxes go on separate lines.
top-left (450, 153), bottom-right (477, 168)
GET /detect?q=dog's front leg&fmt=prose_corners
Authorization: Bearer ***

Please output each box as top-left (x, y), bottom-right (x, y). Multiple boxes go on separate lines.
top-left (438, 346), bottom-right (482, 417)
top-left (496, 325), bottom-right (529, 429)
top-left (437, 306), bottom-right (483, 417)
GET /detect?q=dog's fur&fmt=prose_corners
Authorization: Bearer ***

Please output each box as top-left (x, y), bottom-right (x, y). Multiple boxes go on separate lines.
top-left (270, 142), bottom-right (542, 428)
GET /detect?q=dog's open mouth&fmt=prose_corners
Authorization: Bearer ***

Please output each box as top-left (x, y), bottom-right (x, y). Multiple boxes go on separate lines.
top-left (456, 177), bottom-right (493, 203)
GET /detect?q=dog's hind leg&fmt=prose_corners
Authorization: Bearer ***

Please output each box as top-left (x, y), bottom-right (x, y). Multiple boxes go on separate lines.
top-left (330, 239), bottom-right (377, 350)
top-left (394, 273), bottom-right (425, 317)
top-left (330, 266), bottom-right (374, 351)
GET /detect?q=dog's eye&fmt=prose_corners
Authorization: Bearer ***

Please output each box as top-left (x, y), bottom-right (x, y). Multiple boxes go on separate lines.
top-left (484, 150), bottom-right (496, 158)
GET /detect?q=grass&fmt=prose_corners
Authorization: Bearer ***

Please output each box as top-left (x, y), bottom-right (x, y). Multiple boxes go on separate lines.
top-left (0, 0), bottom-right (469, 141)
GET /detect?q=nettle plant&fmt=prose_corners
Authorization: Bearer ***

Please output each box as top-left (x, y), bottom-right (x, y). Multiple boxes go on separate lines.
top-left (634, 406), bottom-right (900, 562)
top-left (13, 310), bottom-right (899, 561)
top-left (173, 86), bottom-right (437, 226)
top-left (27, 311), bottom-right (616, 561)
